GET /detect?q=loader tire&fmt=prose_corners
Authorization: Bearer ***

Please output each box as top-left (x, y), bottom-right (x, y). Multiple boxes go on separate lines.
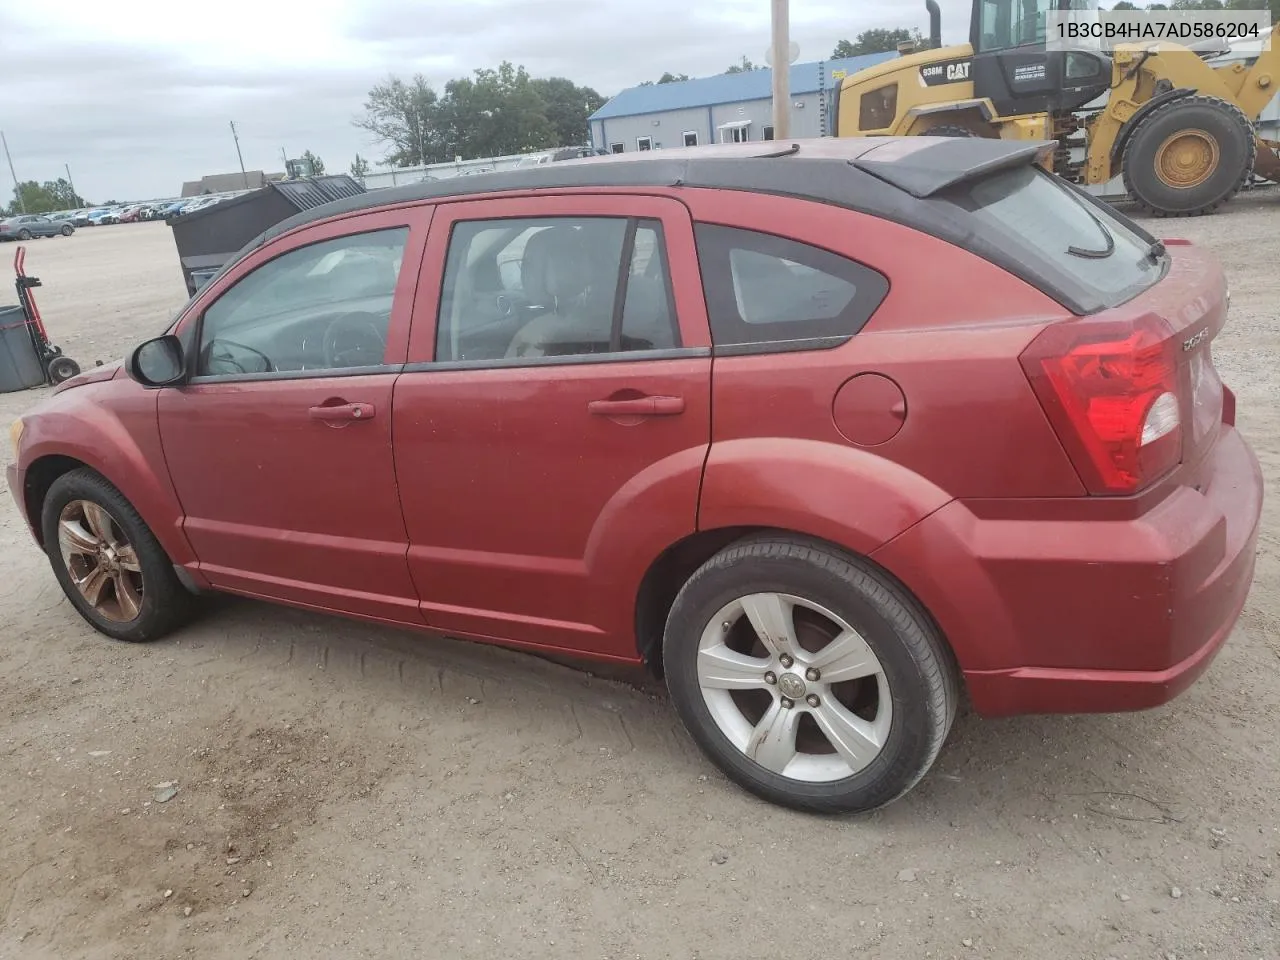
top-left (922, 124), bottom-right (982, 138)
top-left (1122, 95), bottom-right (1256, 217)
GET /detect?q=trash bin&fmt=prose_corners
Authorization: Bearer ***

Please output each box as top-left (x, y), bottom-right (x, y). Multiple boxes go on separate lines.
top-left (0, 304), bottom-right (45, 393)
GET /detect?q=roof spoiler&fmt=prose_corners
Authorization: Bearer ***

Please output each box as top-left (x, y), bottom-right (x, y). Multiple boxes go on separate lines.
top-left (849, 137), bottom-right (1057, 198)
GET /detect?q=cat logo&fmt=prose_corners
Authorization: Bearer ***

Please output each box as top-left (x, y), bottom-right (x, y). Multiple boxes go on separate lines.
top-left (920, 57), bottom-right (972, 86)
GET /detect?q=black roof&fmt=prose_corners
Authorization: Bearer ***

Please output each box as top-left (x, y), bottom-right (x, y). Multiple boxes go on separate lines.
top-left (193, 135), bottom-right (1141, 318)
top-left (250, 137), bottom-right (1054, 250)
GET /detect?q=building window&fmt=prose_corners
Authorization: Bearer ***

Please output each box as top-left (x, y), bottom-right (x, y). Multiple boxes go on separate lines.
top-left (637, 136), bottom-right (653, 151)
top-left (683, 131), bottom-right (698, 147)
top-left (763, 126), bottom-right (775, 141)
top-left (609, 142), bottom-right (624, 154)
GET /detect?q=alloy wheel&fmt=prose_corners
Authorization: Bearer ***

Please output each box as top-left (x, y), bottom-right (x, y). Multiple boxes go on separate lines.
top-left (57, 500), bottom-right (145, 622)
top-left (696, 592), bottom-right (893, 783)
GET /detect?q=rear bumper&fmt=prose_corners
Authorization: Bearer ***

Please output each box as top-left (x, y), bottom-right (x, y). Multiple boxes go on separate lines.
top-left (873, 426), bottom-right (1263, 717)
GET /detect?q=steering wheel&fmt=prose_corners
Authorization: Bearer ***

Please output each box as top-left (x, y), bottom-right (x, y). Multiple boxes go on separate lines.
top-left (322, 312), bottom-right (387, 368)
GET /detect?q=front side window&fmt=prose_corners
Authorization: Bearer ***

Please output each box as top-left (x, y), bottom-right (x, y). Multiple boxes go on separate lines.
top-left (695, 225), bottom-right (890, 350)
top-left (436, 216), bottom-right (679, 364)
top-left (197, 227), bottom-right (409, 377)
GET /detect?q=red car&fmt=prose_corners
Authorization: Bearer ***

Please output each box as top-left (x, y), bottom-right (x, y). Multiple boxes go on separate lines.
top-left (6, 138), bottom-right (1263, 813)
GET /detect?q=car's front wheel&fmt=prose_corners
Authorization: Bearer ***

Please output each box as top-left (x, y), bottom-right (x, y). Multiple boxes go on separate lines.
top-left (41, 468), bottom-right (196, 642)
top-left (60, 225), bottom-right (73, 236)
top-left (663, 535), bottom-right (958, 814)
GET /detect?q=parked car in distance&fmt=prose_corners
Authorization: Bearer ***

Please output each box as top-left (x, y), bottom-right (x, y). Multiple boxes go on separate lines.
top-left (117, 205), bottom-right (148, 223)
top-left (0, 214), bottom-right (75, 239)
top-left (6, 137), bottom-right (1263, 814)
top-left (52, 210), bottom-right (91, 227)
top-left (84, 208), bottom-right (117, 225)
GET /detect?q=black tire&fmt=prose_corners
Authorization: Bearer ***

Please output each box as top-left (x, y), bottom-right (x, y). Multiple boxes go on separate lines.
top-left (922, 124), bottom-right (981, 138)
top-left (1122, 95), bottom-right (1256, 217)
top-left (60, 225), bottom-right (73, 236)
top-left (663, 535), bottom-right (959, 815)
top-left (17, 229), bottom-right (31, 240)
top-left (47, 355), bottom-right (80, 383)
top-left (40, 468), bottom-right (196, 642)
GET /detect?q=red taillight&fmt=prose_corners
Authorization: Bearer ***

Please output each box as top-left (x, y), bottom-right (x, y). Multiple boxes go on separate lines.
top-left (1020, 314), bottom-right (1182, 495)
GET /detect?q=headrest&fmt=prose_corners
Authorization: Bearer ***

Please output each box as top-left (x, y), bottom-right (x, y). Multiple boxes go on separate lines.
top-left (521, 225), bottom-right (592, 308)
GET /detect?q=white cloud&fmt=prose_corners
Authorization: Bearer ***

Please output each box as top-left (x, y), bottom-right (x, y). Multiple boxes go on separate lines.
top-left (1, 0), bottom-right (975, 202)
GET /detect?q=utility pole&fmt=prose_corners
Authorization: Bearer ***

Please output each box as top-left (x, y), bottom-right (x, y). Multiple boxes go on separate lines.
top-left (65, 163), bottom-right (79, 205)
top-left (1, 130), bottom-right (25, 214)
top-left (770, 0), bottom-right (791, 140)
top-left (230, 120), bottom-right (248, 189)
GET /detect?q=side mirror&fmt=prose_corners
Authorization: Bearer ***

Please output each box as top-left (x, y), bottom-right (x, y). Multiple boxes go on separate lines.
top-left (126, 335), bottom-right (186, 388)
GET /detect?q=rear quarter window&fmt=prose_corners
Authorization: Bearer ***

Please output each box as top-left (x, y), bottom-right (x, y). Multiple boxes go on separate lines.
top-left (937, 166), bottom-right (1165, 312)
top-left (694, 224), bottom-right (890, 354)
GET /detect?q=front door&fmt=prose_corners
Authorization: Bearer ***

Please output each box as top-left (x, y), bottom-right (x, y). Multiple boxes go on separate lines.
top-left (393, 194), bottom-right (713, 660)
top-left (157, 207), bottom-right (431, 624)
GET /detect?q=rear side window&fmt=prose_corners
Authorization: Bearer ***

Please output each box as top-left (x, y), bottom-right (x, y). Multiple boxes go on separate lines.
top-left (694, 225), bottom-right (889, 353)
top-left (942, 166), bottom-right (1163, 310)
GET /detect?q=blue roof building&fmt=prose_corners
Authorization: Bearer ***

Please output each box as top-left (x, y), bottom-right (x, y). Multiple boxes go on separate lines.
top-left (588, 52), bottom-right (897, 154)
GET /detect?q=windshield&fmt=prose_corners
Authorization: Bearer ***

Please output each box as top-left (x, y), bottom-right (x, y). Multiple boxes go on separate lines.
top-left (977, 0), bottom-right (1098, 52)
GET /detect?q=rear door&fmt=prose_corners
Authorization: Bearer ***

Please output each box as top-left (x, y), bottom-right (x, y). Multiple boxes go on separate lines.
top-left (393, 194), bottom-right (713, 659)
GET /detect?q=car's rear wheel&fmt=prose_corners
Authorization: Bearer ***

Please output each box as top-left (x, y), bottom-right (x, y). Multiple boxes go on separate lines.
top-left (663, 535), bottom-right (958, 814)
top-left (17, 229), bottom-right (31, 240)
top-left (41, 468), bottom-right (196, 642)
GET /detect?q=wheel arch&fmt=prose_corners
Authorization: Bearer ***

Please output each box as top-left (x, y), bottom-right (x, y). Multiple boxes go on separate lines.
top-left (1107, 86), bottom-right (1197, 168)
top-left (18, 428), bottom-right (197, 571)
top-left (634, 525), bottom-right (960, 684)
top-left (20, 453), bottom-right (88, 546)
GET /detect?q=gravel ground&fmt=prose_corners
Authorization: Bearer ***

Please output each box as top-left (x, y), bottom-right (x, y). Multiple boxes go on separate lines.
top-left (0, 201), bottom-right (1278, 960)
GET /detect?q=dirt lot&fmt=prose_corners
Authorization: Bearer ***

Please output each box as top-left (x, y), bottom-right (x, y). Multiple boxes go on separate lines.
top-left (0, 203), bottom-right (1278, 960)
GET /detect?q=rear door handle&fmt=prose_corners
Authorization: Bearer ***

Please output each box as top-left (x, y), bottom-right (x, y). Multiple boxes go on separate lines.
top-left (588, 396), bottom-right (685, 417)
top-left (308, 401), bottom-right (375, 422)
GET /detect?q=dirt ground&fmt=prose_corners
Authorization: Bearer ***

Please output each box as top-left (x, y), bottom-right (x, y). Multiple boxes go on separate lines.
top-left (0, 198), bottom-right (1278, 960)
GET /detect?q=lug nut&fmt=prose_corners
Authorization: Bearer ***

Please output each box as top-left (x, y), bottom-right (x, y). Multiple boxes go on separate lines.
top-left (722, 621), bottom-right (731, 632)
top-left (780, 698), bottom-right (795, 709)
top-left (764, 672), bottom-right (777, 685)
top-left (779, 655), bottom-right (794, 669)
top-left (806, 668), bottom-right (821, 682)
top-left (806, 694), bottom-right (821, 708)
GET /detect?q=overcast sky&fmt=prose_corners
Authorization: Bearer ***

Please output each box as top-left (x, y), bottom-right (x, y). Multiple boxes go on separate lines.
top-left (3, 0), bottom-right (972, 203)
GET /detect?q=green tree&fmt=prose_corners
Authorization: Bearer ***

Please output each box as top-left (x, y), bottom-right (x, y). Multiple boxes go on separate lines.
top-left (833, 27), bottom-right (929, 57)
top-left (300, 150), bottom-right (325, 175)
top-left (639, 72), bottom-right (691, 86)
top-left (7, 178), bottom-right (86, 216)
top-left (353, 73), bottom-right (442, 167)
top-left (724, 55), bottom-right (761, 74)
top-left (1109, 1), bottom-right (1138, 9)
top-left (350, 153), bottom-right (371, 184)
top-left (356, 62), bottom-right (606, 166)
top-left (434, 62), bottom-right (557, 159)
top-left (529, 76), bottom-right (606, 146)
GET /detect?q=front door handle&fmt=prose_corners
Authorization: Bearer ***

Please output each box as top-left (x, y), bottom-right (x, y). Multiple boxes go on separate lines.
top-left (588, 395), bottom-right (685, 417)
top-left (308, 401), bottom-right (375, 422)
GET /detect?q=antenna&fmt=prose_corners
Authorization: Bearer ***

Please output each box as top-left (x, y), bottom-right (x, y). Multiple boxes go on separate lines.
top-left (230, 120), bottom-right (248, 190)
top-left (1, 131), bottom-right (24, 214)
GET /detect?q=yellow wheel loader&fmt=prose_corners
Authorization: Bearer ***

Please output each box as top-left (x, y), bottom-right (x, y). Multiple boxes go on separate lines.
top-left (832, 0), bottom-right (1280, 217)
